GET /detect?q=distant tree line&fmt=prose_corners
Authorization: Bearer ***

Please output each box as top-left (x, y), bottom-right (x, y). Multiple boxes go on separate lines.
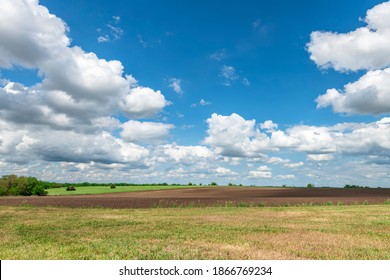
top-left (42, 181), bottom-right (222, 189)
top-left (344, 184), bottom-right (371, 189)
top-left (0, 175), bottom-right (47, 196)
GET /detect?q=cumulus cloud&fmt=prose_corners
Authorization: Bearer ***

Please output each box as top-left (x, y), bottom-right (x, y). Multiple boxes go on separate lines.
top-left (267, 156), bottom-right (290, 165)
top-left (154, 144), bottom-right (214, 164)
top-left (276, 174), bottom-right (296, 180)
top-left (215, 167), bottom-right (237, 176)
top-left (249, 166), bottom-right (272, 178)
top-left (260, 120), bottom-right (278, 132)
top-left (316, 68), bottom-right (390, 115)
top-left (267, 157), bottom-right (304, 168)
top-left (120, 86), bottom-right (170, 119)
top-left (204, 113), bottom-right (390, 166)
top-left (307, 154), bottom-right (334, 161)
top-left (308, 1), bottom-right (390, 115)
top-left (0, 122), bottom-right (149, 166)
top-left (307, 1), bottom-right (390, 71)
top-left (0, 0), bottom-right (170, 170)
top-left (204, 113), bottom-right (274, 157)
top-left (0, 0), bottom-right (70, 68)
top-left (0, 0), bottom-right (170, 127)
top-left (120, 120), bottom-right (174, 144)
top-left (284, 162), bottom-right (304, 168)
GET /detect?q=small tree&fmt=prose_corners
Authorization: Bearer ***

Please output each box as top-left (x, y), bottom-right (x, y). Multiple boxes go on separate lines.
top-left (210, 182), bottom-right (217, 186)
top-left (32, 185), bottom-right (48, 196)
top-left (307, 183), bottom-right (315, 188)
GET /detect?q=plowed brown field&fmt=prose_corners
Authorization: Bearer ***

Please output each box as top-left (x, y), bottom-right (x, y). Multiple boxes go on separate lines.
top-left (1, 187), bottom-right (390, 208)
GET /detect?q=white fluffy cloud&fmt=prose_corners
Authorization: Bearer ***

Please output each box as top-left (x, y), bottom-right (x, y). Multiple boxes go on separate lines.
top-left (249, 166), bottom-right (272, 178)
top-left (204, 113), bottom-right (390, 165)
top-left (154, 144), bottom-right (214, 164)
top-left (307, 154), bottom-right (334, 161)
top-left (204, 113), bottom-right (273, 157)
top-left (120, 86), bottom-right (170, 119)
top-left (284, 162), bottom-right (304, 168)
top-left (308, 1), bottom-right (390, 115)
top-left (0, 0), bottom-right (170, 126)
top-left (307, 1), bottom-right (390, 71)
top-left (0, 0), bottom-right (70, 68)
top-left (215, 167), bottom-right (237, 176)
top-left (0, 0), bottom-right (170, 170)
top-left (260, 120), bottom-right (278, 132)
top-left (316, 68), bottom-right (390, 115)
top-left (121, 120), bottom-right (174, 144)
top-left (0, 122), bottom-right (149, 166)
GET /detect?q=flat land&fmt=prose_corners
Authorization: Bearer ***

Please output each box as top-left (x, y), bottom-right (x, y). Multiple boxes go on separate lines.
top-left (46, 185), bottom-right (210, 196)
top-left (0, 205), bottom-right (389, 259)
top-left (0, 187), bottom-right (389, 208)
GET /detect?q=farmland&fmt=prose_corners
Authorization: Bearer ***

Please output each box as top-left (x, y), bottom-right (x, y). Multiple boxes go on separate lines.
top-left (46, 184), bottom-right (211, 196)
top-left (0, 204), bottom-right (389, 260)
top-left (0, 186), bottom-right (389, 260)
top-left (1, 186), bottom-right (389, 208)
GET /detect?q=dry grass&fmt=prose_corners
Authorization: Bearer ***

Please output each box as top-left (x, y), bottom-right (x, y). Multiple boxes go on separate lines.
top-left (0, 204), bottom-right (389, 259)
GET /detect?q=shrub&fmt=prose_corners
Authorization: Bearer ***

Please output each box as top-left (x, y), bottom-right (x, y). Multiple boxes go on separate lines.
top-left (66, 186), bottom-right (76, 191)
top-left (32, 185), bottom-right (48, 196)
top-left (110, 185), bottom-right (116, 189)
top-left (307, 183), bottom-right (315, 188)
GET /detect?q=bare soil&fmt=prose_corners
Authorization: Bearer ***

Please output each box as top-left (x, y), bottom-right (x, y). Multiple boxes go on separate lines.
top-left (0, 187), bottom-right (389, 208)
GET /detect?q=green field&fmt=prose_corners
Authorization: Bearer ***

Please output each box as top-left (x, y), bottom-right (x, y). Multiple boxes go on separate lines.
top-left (47, 185), bottom-right (210, 195)
top-left (1, 204), bottom-right (389, 259)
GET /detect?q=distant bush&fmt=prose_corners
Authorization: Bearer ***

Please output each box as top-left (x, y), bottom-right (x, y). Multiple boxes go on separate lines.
top-left (110, 185), bottom-right (116, 189)
top-left (32, 185), bottom-right (48, 196)
top-left (66, 186), bottom-right (76, 191)
top-left (210, 182), bottom-right (217, 186)
top-left (307, 183), bottom-right (315, 188)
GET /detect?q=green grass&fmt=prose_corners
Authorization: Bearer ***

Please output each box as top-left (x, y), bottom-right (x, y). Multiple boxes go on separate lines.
top-left (0, 204), bottom-right (389, 260)
top-left (47, 185), bottom-right (211, 196)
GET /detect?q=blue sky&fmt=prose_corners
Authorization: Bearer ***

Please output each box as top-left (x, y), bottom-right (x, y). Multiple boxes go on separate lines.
top-left (1, 0), bottom-right (390, 186)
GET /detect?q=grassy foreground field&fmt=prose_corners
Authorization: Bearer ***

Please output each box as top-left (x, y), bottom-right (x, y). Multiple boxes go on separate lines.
top-left (47, 185), bottom-right (210, 196)
top-left (1, 204), bottom-right (389, 260)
